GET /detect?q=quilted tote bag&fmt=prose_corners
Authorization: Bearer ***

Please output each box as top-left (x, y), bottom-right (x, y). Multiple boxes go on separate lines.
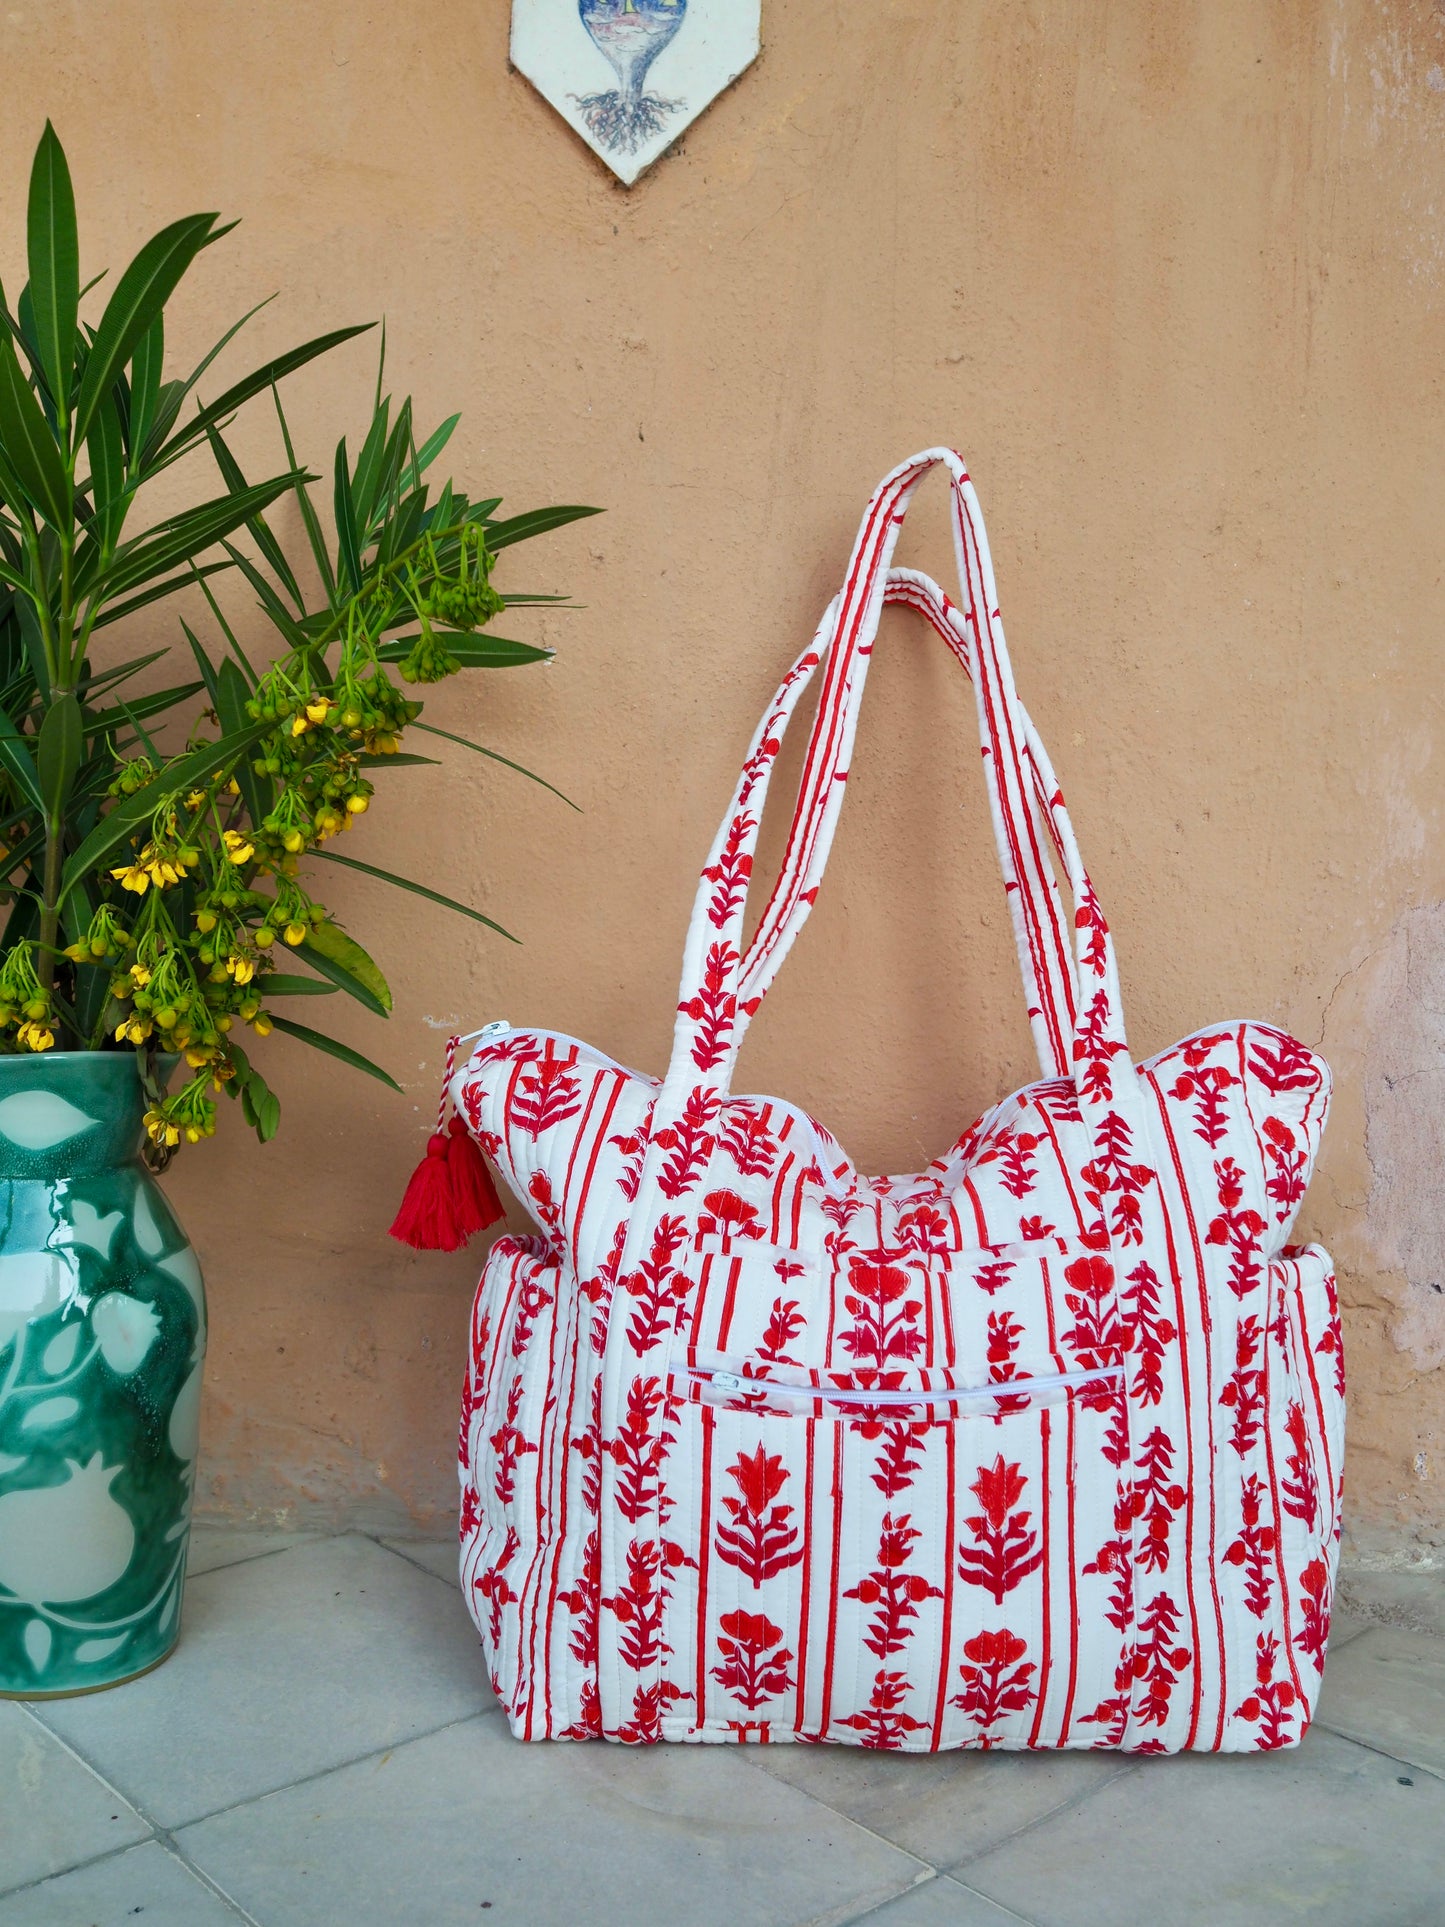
top-left (448, 448), bottom-right (1344, 1751)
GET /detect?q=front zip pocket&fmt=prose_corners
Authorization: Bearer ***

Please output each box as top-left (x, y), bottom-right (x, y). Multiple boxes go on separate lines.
top-left (677, 1359), bottom-right (1122, 1420)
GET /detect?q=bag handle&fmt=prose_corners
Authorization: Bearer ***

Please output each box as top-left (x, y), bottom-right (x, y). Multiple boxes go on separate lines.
top-left (736, 566), bottom-right (1081, 1077)
top-left (663, 450), bottom-right (1131, 1111)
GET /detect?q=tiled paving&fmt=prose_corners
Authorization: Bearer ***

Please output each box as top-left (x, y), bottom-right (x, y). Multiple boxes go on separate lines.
top-left (1, 1533), bottom-right (1441, 1926)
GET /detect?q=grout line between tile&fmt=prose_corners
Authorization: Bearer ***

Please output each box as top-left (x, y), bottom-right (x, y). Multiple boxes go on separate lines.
top-left (940, 1758), bottom-right (1145, 1874)
top-left (825, 1868), bottom-right (939, 1927)
top-left (941, 1871), bottom-right (1048, 1926)
top-left (5, 1707), bottom-right (257, 1922)
top-left (1311, 1719), bottom-right (1445, 1785)
top-left (185, 1535), bottom-right (323, 1580)
top-left (362, 1531), bottom-right (459, 1585)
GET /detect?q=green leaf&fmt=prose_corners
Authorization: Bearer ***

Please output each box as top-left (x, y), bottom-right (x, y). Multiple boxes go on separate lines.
top-left (127, 314), bottom-right (164, 467)
top-left (272, 386), bottom-right (335, 601)
top-left (484, 503), bottom-right (601, 552)
top-left (59, 717), bottom-right (267, 904)
top-left (374, 634), bottom-right (552, 670)
top-left (311, 848), bottom-right (517, 941)
top-left (355, 751), bottom-right (437, 769)
top-left (89, 558), bottom-right (231, 631)
top-left (36, 691), bottom-right (81, 820)
top-left (332, 436), bottom-right (363, 595)
top-left (260, 972), bottom-right (338, 997)
top-left (72, 212), bottom-right (219, 448)
top-left (85, 679), bottom-right (203, 737)
top-left (216, 655), bottom-right (270, 824)
top-left (412, 719), bottom-right (577, 808)
top-left (26, 124), bottom-right (79, 426)
top-left (295, 921), bottom-right (391, 1017)
top-left (0, 311), bottom-right (69, 528)
top-left (402, 412), bottom-right (460, 488)
top-left (80, 645), bottom-right (170, 699)
top-left (205, 425), bottom-right (303, 609)
top-left (146, 323), bottom-right (374, 473)
top-left (0, 703), bottom-right (42, 810)
top-left (264, 1014), bottom-right (402, 1092)
top-left (83, 388), bottom-right (127, 559)
top-left (97, 469), bottom-right (305, 602)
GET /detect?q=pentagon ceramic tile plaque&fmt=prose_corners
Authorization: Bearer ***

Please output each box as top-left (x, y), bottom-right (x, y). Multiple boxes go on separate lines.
top-left (512, 0), bottom-right (761, 185)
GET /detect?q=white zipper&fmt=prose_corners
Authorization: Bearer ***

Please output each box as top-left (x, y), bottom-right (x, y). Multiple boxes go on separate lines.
top-left (691, 1363), bottom-right (1121, 1410)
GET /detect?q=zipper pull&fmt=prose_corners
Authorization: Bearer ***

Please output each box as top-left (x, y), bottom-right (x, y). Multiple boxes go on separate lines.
top-left (459, 1019), bottom-right (512, 1048)
top-left (711, 1371), bottom-right (745, 1394)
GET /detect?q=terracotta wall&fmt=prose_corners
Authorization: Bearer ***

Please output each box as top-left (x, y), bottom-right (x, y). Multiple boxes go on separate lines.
top-left (5, 0), bottom-right (1443, 1556)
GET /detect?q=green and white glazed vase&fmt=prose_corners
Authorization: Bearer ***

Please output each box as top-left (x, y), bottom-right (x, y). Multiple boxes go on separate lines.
top-left (0, 1051), bottom-right (205, 1697)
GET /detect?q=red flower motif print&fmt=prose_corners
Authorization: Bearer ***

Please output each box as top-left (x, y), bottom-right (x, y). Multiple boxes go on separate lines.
top-left (837, 1670), bottom-right (930, 1750)
top-left (1205, 1158), bottom-right (1267, 1299)
top-left (718, 1105), bottom-right (779, 1179)
top-left (952, 1628), bottom-right (1037, 1746)
top-left (558, 1677), bottom-right (602, 1742)
top-left (845, 1514), bottom-right (942, 1660)
top-left (679, 941), bottom-right (739, 1073)
top-left (696, 1188), bottom-right (765, 1242)
top-left (711, 1611), bottom-right (795, 1710)
top-left (974, 1259), bottom-right (1015, 1297)
top-left (957, 1456), bottom-right (1044, 1603)
top-left (1223, 1474), bottom-right (1276, 1620)
top-left (1018, 1214), bottom-right (1057, 1242)
top-left (615, 1679), bottom-right (686, 1745)
top-left (1060, 1255), bottom-right (1124, 1364)
top-left (1235, 1633), bottom-right (1297, 1749)
top-left (897, 1204), bottom-right (952, 1256)
top-left (837, 1256), bottom-right (925, 1367)
top-left (510, 1054), bottom-right (583, 1139)
top-left (715, 1446), bottom-right (804, 1586)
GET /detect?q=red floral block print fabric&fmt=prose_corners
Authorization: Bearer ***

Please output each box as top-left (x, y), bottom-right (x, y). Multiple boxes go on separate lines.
top-left (455, 450), bottom-right (1343, 1752)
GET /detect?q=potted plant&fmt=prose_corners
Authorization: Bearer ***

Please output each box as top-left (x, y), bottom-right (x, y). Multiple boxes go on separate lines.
top-left (0, 125), bottom-right (595, 1696)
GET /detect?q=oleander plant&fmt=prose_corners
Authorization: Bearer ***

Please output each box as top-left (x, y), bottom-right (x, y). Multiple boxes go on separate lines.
top-left (0, 124), bottom-right (595, 1164)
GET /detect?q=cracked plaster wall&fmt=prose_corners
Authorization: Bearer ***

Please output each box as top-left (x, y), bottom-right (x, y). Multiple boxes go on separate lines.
top-left (3, 0), bottom-right (1444, 1554)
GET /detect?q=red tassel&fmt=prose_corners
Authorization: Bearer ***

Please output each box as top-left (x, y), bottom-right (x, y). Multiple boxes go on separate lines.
top-left (445, 1116), bottom-right (505, 1237)
top-left (390, 1131), bottom-right (470, 1251)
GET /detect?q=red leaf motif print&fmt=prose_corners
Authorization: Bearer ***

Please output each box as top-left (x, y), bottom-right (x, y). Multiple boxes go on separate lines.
top-left (696, 1188), bottom-right (765, 1242)
top-left (620, 1215), bottom-right (689, 1357)
top-left (757, 1297), bottom-right (805, 1365)
top-left (1223, 1473), bottom-right (1276, 1619)
top-left (679, 941), bottom-right (739, 1073)
top-left (1170, 1060), bottom-right (1237, 1149)
top-left (836, 1670), bottom-right (930, 1750)
top-left (655, 1087), bottom-right (721, 1199)
top-left (952, 1628), bottom-right (1037, 1745)
top-left (1262, 1115), bottom-right (1308, 1222)
top-left (580, 1220), bottom-right (628, 1356)
top-left (473, 1525), bottom-right (520, 1648)
top-left (1234, 1632), bottom-right (1297, 1749)
top-left (1073, 989), bottom-right (1127, 1103)
top-left (1131, 1428), bottom-right (1186, 1575)
top-left (1280, 1402), bottom-right (1319, 1531)
top-left (1123, 1261), bottom-right (1176, 1406)
top-left (1205, 1158), bottom-right (1267, 1299)
top-left (558, 1527), bottom-right (601, 1668)
top-left (1075, 880), bottom-right (1110, 978)
top-left (974, 1259), bottom-right (1015, 1297)
top-left (864, 1420), bottom-right (931, 1500)
top-left (837, 1256), bottom-right (925, 1367)
top-left (711, 1611), bottom-right (795, 1710)
top-left (510, 1054), bottom-right (583, 1139)
top-left (1219, 1316), bottom-right (1267, 1457)
top-left (957, 1456), bottom-right (1044, 1603)
top-left (1080, 1111), bottom-right (1155, 1248)
top-left (1295, 1558), bottom-right (1332, 1669)
top-left (609, 1127), bottom-right (648, 1201)
top-left (1249, 1033), bottom-right (1321, 1095)
top-left (606, 1376), bottom-right (677, 1524)
top-left (1019, 1214), bottom-right (1057, 1242)
top-left (601, 1537), bottom-right (689, 1675)
top-left (702, 815), bottom-right (755, 930)
top-left (615, 1679), bottom-right (686, 1744)
top-left (489, 1376), bottom-right (536, 1505)
top-left (986, 1308), bottom-right (1029, 1414)
top-left (715, 1446), bottom-right (804, 1586)
top-left (844, 1513), bottom-right (942, 1660)
top-left (718, 1105), bottom-right (779, 1179)
top-left (1129, 1590), bottom-right (1191, 1731)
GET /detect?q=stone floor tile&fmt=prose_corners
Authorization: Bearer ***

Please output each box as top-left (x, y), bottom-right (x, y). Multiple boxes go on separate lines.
top-left (851, 1872), bottom-right (1038, 1923)
top-left (0, 1701), bottom-right (149, 1898)
top-left (0, 1841), bottom-right (241, 1926)
top-left (177, 1714), bottom-right (930, 1927)
top-left (28, 1535), bottom-right (495, 1829)
top-left (186, 1524), bottom-right (319, 1576)
top-left (1335, 1568), bottom-right (1445, 1640)
top-left (959, 1727), bottom-right (1445, 1927)
top-left (744, 1741), bottom-right (1129, 1870)
top-left (377, 1536), bottom-right (459, 1585)
top-left (1314, 1625), bottom-right (1445, 1778)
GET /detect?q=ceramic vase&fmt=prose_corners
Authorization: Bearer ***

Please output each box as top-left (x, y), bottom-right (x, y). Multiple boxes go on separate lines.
top-left (0, 1051), bottom-right (205, 1696)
